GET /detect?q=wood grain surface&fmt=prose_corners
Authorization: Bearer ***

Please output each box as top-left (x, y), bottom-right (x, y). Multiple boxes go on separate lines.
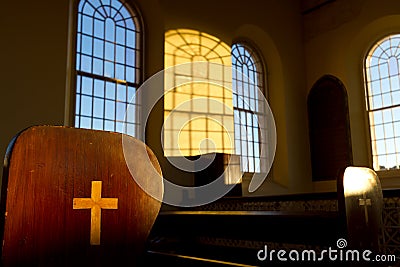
top-left (1, 126), bottom-right (163, 266)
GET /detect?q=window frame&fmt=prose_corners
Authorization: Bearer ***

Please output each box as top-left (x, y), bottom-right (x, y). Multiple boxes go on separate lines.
top-left (70, 0), bottom-right (145, 137)
top-left (231, 39), bottom-right (269, 176)
top-left (364, 33), bottom-right (400, 178)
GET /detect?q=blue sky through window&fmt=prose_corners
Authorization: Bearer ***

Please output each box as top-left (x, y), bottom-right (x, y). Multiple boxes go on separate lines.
top-left (366, 34), bottom-right (400, 170)
top-left (75, 0), bottom-right (140, 137)
top-left (232, 43), bottom-right (266, 173)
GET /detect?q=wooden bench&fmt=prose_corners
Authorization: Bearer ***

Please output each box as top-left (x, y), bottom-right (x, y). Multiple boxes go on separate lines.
top-left (0, 126), bottom-right (163, 266)
top-left (145, 166), bottom-right (385, 267)
top-left (145, 194), bottom-right (345, 266)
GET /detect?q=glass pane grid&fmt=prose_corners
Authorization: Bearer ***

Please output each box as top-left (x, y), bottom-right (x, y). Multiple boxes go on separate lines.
top-left (75, 0), bottom-right (141, 137)
top-left (366, 34), bottom-right (400, 170)
top-left (75, 78), bottom-right (139, 132)
top-left (232, 43), bottom-right (265, 173)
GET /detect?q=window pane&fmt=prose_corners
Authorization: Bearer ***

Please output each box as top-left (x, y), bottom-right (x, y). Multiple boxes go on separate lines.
top-left (126, 67), bottom-right (135, 83)
top-left (393, 91), bottom-right (400, 106)
top-left (93, 39), bottom-right (104, 58)
top-left (93, 98), bottom-right (104, 118)
top-left (105, 120), bottom-right (114, 131)
top-left (117, 84), bottom-right (126, 102)
top-left (127, 29), bottom-right (135, 47)
top-left (373, 111), bottom-right (383, 125)
top-left (126, 48), bottom-right (135, 66)
top-left (384, 123), bottom-right (394, 138)
top-left (93, 118), bottom-right (103, 130)
top-left (81, 77), bottom-right (93, 95)
top-left (105, 42), bottom-right (115, 61)
top-left (390, 76), bottom-right (400, 90)
top-left (75, 0), bottom-right (141, 137)
top-left (75, 96), bottom-right (81, 115)
top-left (126, 103), bottom-right (136, 122)
top-left (126, 123), bottom-right (136, 136)
top-left (116, 45), bottom-right (125, 64)
top-left (94, 19), bottom-right (104, 39)
top-left (81, 95), bottom-right (92, 116)
top-left (374, 125), bottom-right (384, 140)
top-left (127, 86), bottom-right (136, 101)
top-left (116, 26), bottom-right (125, 43)
top-left (94, 79), bottom-right (104, 97)
top-left (106, 82), bottom-right (115, 99)
top-left (80, 117), bottom-right (92, 129)
top-left (81, 55), bottom-right (92, 73)
top-left (116, 64), bottom-right (125, 80)
top-left (104, 61), bottom-right (114, 78)
top-left (81, 35), bottom-right (93, 55)
top-left (82, 15), bottom-right (93, 35)
top-left (93, 58), bottom-right (103, 75)
top-left (105, 18), bottom-right (115, 42)
top-left (105, 100), bottom-right (115, 120)
top-left (116, 102), bottom-right (126, 121)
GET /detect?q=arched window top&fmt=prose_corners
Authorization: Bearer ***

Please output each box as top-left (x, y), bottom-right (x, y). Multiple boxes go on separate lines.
top-left (76, 0), bottom-right (142, 83)
top-left (79, 0), bottom-right (138, 29)
top-left (231, 43), bottom-right (262, 72)
top-left (75, 0), bottom-right (142, 137)
top-left (364, 33), bottom-right (400, 171)
top-left (367, 34), bottom-right (400, 61)
top-left (231, 42), bottom-right (265, 96)
top-left (366, 34), bottom-right (400, 109)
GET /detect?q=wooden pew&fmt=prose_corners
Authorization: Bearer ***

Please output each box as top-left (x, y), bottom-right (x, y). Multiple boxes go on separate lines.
top-left (0, 126), bottom-right (163, 266)
top-left (145, 167), bottom-right (386, 266)
top-left (145, 194), bottom-right (344, 266)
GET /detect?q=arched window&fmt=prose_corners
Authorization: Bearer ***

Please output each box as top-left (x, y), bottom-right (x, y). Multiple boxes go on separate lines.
top-left (365, 34), bottom-right (400, 171)
top-left (231, 43), bottom-right (266, 173)
top-left (74, 0), bottom-right (142, 137)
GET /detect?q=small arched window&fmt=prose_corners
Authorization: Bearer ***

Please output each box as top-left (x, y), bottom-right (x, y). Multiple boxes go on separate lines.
top-left (74, 0), bottom-right (142, 137)
top-left (365, 34), bottom-right (400, 171)
top-left (231, 42), bottom-right (266, 173)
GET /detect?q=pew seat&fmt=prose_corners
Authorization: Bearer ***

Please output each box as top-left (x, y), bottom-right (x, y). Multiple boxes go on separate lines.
top-left (146, 208), bottom-right (343, 266)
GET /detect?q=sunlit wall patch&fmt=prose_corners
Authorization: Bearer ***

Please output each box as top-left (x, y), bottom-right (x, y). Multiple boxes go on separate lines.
top-left (122, 62), bottom-right (276, 207)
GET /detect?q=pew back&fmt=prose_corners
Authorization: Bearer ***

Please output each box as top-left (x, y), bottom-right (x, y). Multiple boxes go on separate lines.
top-left (0, 126), bottom-right (163, 266)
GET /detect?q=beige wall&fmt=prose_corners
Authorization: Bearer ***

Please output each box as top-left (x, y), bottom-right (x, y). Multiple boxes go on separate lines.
top-left (304, 0), bottom-right (400, 191)
top-left (157, 0), bottom-right (310, 195)
top-left (0, 0), bottom-right (70, 183)
top-left (1, 0), bottom-right (398, 197)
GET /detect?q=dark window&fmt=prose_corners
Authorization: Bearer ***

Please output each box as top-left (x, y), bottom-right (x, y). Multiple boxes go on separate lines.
top-left (308, 75), bottom-right (353, 181)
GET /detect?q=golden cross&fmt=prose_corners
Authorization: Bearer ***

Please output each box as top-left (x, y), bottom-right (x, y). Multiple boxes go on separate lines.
top-left (73, 181), bottom-right (118, 245)
top-left (359, 193), bottom-right (372, 225)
